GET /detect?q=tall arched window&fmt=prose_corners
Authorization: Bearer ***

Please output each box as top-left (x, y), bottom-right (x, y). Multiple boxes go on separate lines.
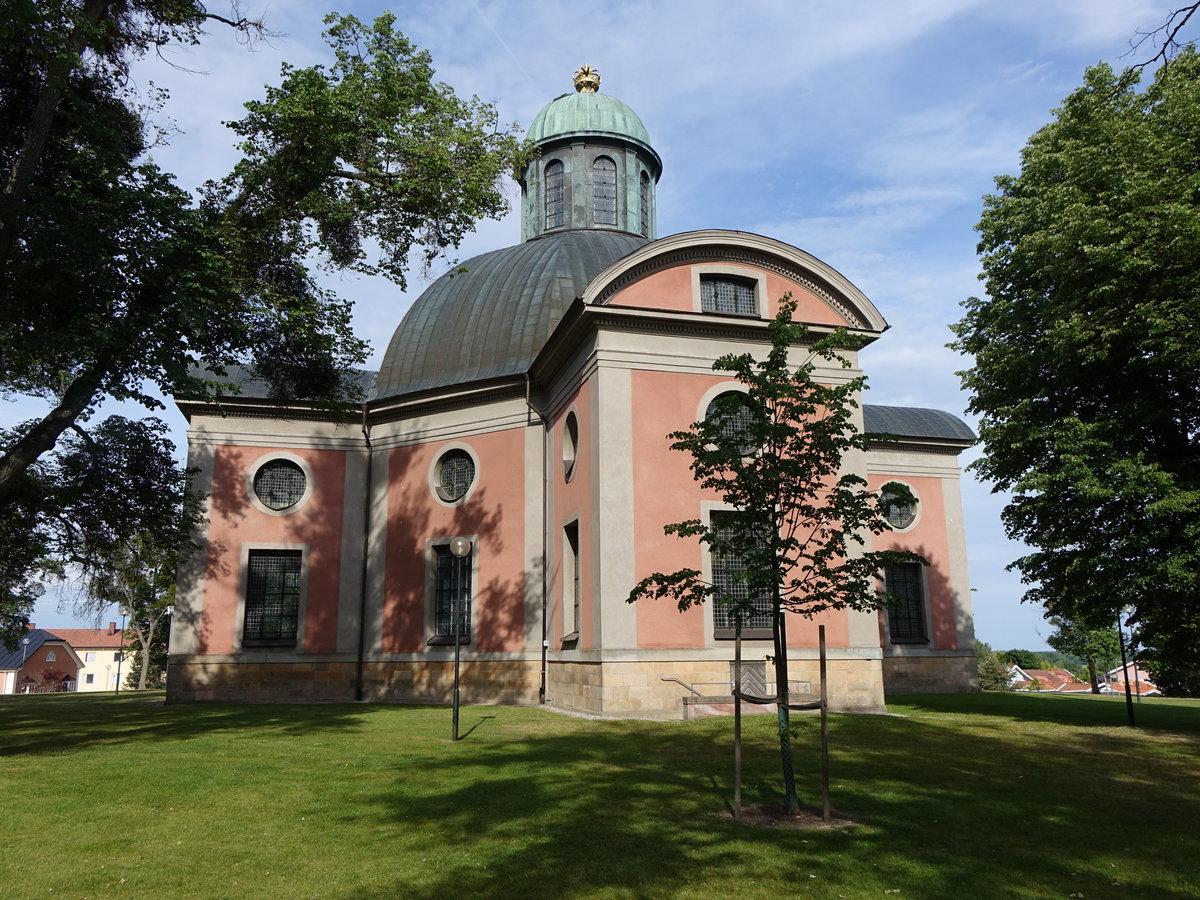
top-left (593, 156), bottom-right (616, 225)
top-left (545, 160), bottom-right (565, 229)
top-left (639, 171), bottom-right (651, 236)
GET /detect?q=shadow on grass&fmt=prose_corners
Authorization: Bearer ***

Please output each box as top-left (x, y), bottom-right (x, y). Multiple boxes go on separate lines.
top-left (891, 690), bottom-right (1200, 733)
top-left (0, 690), bottom-right (372, 757)
top-left (339, 705), bottom-right (1200, 899)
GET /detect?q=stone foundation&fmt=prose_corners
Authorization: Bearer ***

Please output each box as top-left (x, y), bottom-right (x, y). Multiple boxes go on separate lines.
top-left (882, 652), bottom-right (979, 694)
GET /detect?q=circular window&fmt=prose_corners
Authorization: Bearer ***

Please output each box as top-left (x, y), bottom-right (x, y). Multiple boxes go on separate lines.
top-left (436, 449), bottom-right (476, 502)
top-left (881, 482), bottom-right (917, 530)
top-left (562, 411), bottom-right (579, 481)
top-left (705, 391), bottom-right (757, 455)
top-left (253, 459), bottom-right (306, 510)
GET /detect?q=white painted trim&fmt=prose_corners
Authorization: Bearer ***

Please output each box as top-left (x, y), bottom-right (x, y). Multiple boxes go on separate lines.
top-left (690, 264), bottom-right (766, 317)
top-left (245, 452), bottom-right (314, 517)
top-left (427, 442), bottom-right (480, 509)
top-left (234, 543), bottom-right (309, 652)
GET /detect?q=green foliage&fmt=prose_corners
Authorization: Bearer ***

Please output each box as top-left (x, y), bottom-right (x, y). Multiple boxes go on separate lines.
top-left (0, 416), bottom-right (200, 650)
top-left (974, 641), bottom-right (1011, 691)
top-left (628, 294), bottom-right (925, 813)
top-left (0, 7), bottom-right (527, 638)
top-left (951, 51), bottom-right (1200, 679)
top-left (628, 294), bottom-right (923, 621)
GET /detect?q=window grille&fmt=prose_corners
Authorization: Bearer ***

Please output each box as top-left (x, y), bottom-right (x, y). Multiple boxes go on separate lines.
top-left (881, 483), bottom-right (917, 529)
top-left (434, 546), bottom-right (472, 639)
top-left (640, 171), bottom-right (650, 236)
top-left (244, 550), bottom-right (301, 644)
top-left (700, 275), bottom-right (757, 315)
top-left (545, 160), bottom-right (565, 228)
top-left (254, 459), bottom-right (306, 510)
top-left (593, 157), bottom-right (617, 225)
top-left (711, 512), bottom-right (773, 631)
top-left (437, 449), bottom-right (475, 502)
top-left (705, 391), bottom-right (758, 455)
top-left (884, 563), bottom-right (927, 642)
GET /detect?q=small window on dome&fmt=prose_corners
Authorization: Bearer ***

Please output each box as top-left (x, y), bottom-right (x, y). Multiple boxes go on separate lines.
top-left (254, 459), bottom-right (307, 511)
top-left (593, 157), bottom-right (617, 225)
top-left (545, 160), bottom-right (565, 229)
top-left (639, 171), bottom-right (651, 236)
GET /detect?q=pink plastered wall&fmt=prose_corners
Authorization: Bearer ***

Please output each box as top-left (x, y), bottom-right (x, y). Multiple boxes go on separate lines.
top-left (550, 382), bottom-right (593, 649)
top-left (201, 446), bottom-right (347, 655)
top-left (382, 429), bottom-right (526, 654)
top-left (630, 369), bottom-right (850, 649)
top-left (607, 262), bottom-right (849, 327)
top-left (869, 475), bottom-right (958, 650)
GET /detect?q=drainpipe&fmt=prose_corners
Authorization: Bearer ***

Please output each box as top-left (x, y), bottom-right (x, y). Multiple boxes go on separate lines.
top-left (355, 403), bottom-right (373, 701)
top-left (527, 374), bottom-right (550, 704)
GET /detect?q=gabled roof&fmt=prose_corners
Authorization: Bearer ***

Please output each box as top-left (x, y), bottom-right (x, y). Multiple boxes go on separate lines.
top-left (0, 629), bottom-right (71, 670)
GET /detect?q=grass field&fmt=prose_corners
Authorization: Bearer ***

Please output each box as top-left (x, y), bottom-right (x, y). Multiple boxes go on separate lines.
top-left (1, 691), bottom-right (1197, 899)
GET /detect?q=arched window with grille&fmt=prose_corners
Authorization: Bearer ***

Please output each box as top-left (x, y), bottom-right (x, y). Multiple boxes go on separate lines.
top-left (593, 156), bottom-right (616, 225)
top-left (639, 171), bottom-right (650, 236)
top-left (545, 160), bottom-right (565, 229)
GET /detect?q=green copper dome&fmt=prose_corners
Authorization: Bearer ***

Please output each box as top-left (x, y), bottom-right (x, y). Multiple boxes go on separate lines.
top-left (528, 91), bottom-right (653, 150)
top-left (373, 230), bottom-right (649, 399)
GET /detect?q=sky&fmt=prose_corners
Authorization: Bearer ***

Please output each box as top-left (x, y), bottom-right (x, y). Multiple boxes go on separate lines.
top-left (16, 0), bottom-right (1181, 649)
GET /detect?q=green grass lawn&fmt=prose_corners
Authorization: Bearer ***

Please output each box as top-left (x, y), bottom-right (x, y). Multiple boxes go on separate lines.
top-left (1, 691), bottom-right (1197, 899)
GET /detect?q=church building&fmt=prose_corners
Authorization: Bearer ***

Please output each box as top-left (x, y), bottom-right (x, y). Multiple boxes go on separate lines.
top-left (168, 67), bottom-right (978, 715)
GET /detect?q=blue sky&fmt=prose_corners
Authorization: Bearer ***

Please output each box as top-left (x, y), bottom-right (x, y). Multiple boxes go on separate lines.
top-left (17, 0), bottom-right (1180, 649)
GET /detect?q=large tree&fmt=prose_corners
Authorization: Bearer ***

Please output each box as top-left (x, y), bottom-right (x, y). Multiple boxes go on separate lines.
top-left (0, 5), bottom-right (526, 637)
top-left (950, 52), bottom-right (1200, 692)
top-left (628, 295), bottom-right (923, 815)
top-left (1046, 614), bottom-right (1121, 693)
top-left (0, 5), bottom-right (526, 503)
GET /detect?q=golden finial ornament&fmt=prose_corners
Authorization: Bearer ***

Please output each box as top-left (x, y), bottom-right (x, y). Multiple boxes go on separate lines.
top-left (573, 64), bottom-right (601, 93)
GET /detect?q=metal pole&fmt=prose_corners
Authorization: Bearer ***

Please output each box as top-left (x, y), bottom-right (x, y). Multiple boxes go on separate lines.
top-left (820, 624), bottom-right (830, 823)
top-left (449, 538), bottom-right (472, 741)
top-left (733, 616), bottom-right (742, 820)
top-left (113, 607), bottom-right (128, 696)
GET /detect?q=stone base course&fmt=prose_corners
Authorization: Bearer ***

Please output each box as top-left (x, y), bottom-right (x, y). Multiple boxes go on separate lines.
top-left (882, 653), bottom-right (979, 694)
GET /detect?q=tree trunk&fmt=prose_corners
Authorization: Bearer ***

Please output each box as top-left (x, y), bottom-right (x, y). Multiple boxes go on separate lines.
top-left (137, 622), bottom-right (155, 690)
top-left (772, 599), bottom-right (799, 815)
top-left (1087, 657), bottom-right (1100, 694)
top-left (0, 365), bottom-right (107, 504)
top-left (0, 0), bottom-right (112, 270)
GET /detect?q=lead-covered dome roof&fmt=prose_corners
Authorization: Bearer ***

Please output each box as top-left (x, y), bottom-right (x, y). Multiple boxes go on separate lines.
top-left (373, 230), bottom-right (649, 399)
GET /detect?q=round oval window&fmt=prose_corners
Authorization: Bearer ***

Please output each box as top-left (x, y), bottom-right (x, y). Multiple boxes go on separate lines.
top-left (254, 459), bottom-right (306, 510)
top-left (562, 411), bottom-right (579, 481)
top-left (881, 482), bottom-right (917, 530)
top-left (437, 449), bottom-right (476, 502)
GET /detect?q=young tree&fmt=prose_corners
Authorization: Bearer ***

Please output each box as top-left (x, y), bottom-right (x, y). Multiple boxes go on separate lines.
top-left (1046, 615), bottom-right (1121, 693)
top-left (950, 52), bottom-right (1200, 680)
top-left (628, 295), bottom-right (924, 815)
top-left (0, 8), bottom-right (527, 505)
top-left (88, 533), bottom-right (177, 690)
top-left (974, 641), bottom-right (1011, 691)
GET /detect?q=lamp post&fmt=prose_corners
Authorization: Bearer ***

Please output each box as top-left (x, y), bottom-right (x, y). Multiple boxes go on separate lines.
top-left (449, 537), bottom-right (472, 741)
top-left (113, 605), bottom-right (129, 696)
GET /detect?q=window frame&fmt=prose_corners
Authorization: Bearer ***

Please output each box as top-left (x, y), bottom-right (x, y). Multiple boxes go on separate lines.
top-left (236, 544), bottom-right (308, 650)
top-left (246, 453), bottom-right (314, 517)
top-left (639, 170), bottom-right (651, 237)
top-left (562, 409), bottom-right (580, 482)
top-left (425, 537), bottom-right (477, 646)
top-left (592, 155), bottom-right (617, 226)
top-left (882, 562), bottom-right (929, 645)
top-left (879, 480), bottom-right (920, 532)
top-left (544, 159), bottom-right (565, 230)
top-left (692, 266), bottom-right (765, 318)
top-left (562, 519), bottom-right (581, 643)
top-left (428, 443), bottom-right (480, 508)
top-left (704, 507), bottom-right (774, 641)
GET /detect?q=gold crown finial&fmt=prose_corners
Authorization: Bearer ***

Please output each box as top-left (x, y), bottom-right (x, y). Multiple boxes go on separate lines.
top-left (573, 64), bottom-right (601, 93)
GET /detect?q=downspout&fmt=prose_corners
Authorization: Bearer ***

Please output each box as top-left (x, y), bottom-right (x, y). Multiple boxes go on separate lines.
top-left (527, 373), bottom-right (550, 704)
top-left (354, 402), bottom-right (373, 701)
